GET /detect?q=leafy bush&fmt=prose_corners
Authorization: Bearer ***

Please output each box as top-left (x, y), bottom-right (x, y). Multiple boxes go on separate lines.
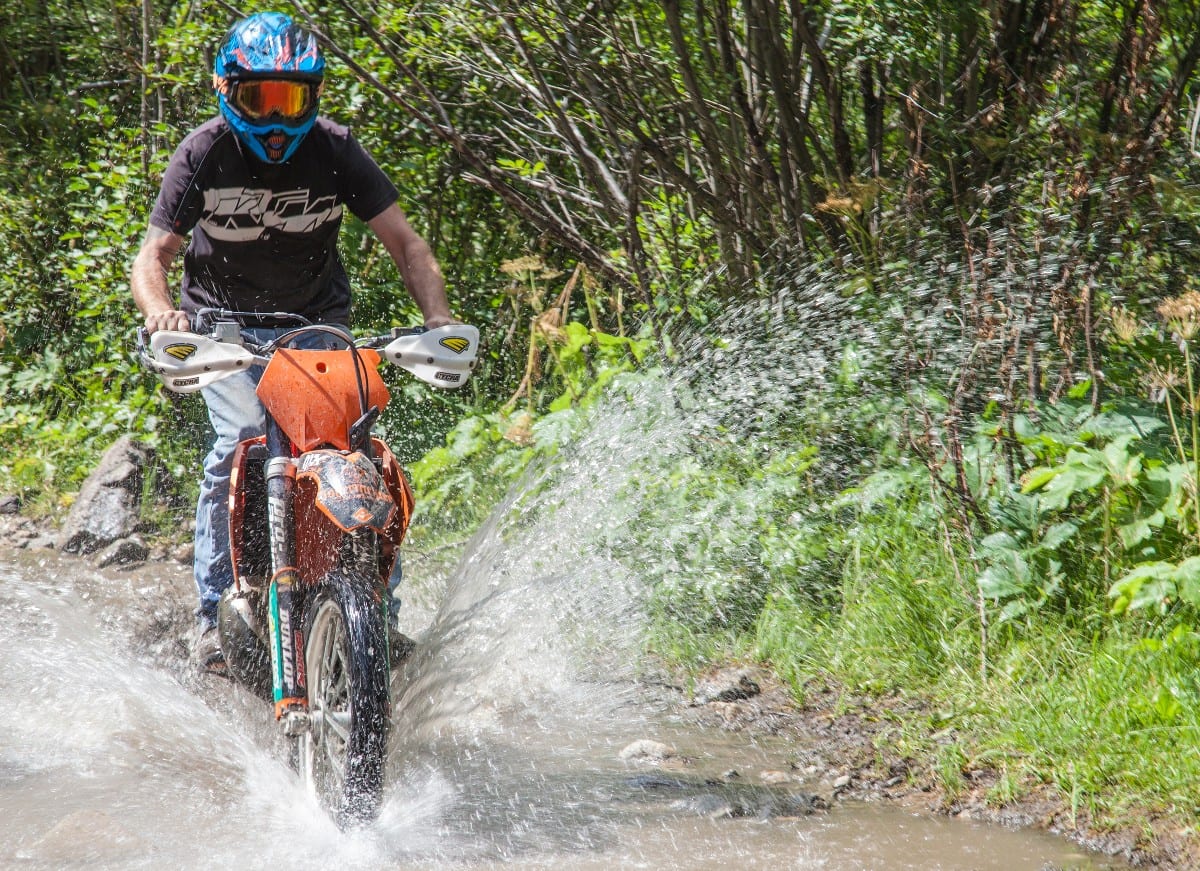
top-left (978, 404), bottom-right (1177, 621)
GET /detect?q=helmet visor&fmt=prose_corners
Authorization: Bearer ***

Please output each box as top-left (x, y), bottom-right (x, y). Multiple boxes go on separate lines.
top-left (231, 80), bottom-right (316, 120)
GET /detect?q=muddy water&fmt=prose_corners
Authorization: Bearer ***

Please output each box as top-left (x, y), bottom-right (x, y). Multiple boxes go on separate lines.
top-left (0, 544), bottom-right (1127, 870)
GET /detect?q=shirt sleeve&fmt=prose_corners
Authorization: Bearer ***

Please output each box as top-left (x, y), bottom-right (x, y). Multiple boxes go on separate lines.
top-left (148, 134), bottom-right (207, 236)
top-left (335, 129), bottom-right (400, 222)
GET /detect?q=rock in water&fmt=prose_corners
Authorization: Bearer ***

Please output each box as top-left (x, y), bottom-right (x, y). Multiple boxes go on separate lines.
top-left (692, 667), bottom-right (762, 705)
top-left (95, 534), bottom-right (151, 568)
top-left (619, 739), bottom-right (678, 763)
top-left (58, 436), bottom-right (149, 555)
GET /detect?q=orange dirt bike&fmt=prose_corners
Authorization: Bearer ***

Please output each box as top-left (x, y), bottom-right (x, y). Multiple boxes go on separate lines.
top-left (138, 310), bottom-right (478, 826)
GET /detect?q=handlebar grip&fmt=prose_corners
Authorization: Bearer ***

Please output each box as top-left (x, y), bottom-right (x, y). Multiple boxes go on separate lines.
top-left (359, 326), bottom-right (426, 350)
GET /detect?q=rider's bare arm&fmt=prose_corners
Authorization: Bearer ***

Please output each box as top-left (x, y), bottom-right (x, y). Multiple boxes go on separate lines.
top-left (131, 225), bottom-right (190, 334)
top-left (367, 204), bottom-right (457, 329)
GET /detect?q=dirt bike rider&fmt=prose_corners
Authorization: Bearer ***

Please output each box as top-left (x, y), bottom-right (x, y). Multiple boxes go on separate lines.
top-left (130, 11), bottom-right (455, 670)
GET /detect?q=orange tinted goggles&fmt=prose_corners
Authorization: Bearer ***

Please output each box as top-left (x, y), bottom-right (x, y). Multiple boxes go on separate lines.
top-left (231, 80), bottom-right (317, 120)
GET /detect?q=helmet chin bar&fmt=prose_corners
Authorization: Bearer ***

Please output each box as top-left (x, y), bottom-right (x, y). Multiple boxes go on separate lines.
top-left (241, 124), bottom-right (299, 164)
top-left (261, 131), bottom-right (290, 162)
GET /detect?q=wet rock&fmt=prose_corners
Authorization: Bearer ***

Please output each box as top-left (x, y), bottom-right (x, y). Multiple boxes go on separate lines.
top-left (95, 535), bottom-right (150, 568)
top-left (673, 788), bottom-right (827, 820)
top-left (20, 533), bottom-right (56, 551)
top-left (619, 739), bottom-right (678, 764)
top-left (172, 540), bottom-right (194, 564)
top-left (24, 810), bottom-right (145, 864)
top-left (674, 793), bottom-right (735, 818)
top-left (692, 667), bottom-right (762, 705)
top-left (759, 769), bottom-right (795, 785)
top-left (0, 494), bottom-right (19, 514)
top-left (711, 700), bottom-right (751, 725)
top-left (58, 436), bottom-right (149, 555)
top-left (625, 773), bottom-right (691, 790)
top-left (762, 792), bottom-right (827, 818)
top-left (6, 523), bottom-right (35, 543)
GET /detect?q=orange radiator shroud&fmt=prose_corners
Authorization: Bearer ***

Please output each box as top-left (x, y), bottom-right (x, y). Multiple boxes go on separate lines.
top-left (256, 347), bottom-right (390, 452)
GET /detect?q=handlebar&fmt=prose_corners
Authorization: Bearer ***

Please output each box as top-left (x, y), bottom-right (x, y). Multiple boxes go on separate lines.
top-left (191, 306), bottom-right (312, 333)
top-left (136, 310), bottom-right (478, 394)
top-left (138, 310), bottom-right (429, 353)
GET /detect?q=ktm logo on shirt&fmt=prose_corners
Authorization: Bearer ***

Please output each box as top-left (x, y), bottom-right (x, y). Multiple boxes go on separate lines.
top-left (200, 187), bottom-right (342, 241)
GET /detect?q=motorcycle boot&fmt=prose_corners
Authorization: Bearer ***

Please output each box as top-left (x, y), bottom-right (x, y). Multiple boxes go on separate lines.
top-left (389, 621), bottom-right (416, 667)
top-left (216, 587), bottom-right (272, 698)
top-left (191, 622), bottom-right (227, 673)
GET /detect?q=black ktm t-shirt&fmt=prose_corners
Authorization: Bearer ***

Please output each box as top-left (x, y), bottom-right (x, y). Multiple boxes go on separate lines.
top-left (149, 116), bottom-right (399, 326)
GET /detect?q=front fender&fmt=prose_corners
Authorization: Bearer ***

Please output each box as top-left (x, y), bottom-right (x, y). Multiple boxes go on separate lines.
top-left (295, 450), bottom-right (396, 533)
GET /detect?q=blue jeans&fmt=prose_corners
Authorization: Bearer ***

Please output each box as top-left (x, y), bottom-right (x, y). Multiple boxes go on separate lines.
top-left (193, 326), bottom-right (402, 628)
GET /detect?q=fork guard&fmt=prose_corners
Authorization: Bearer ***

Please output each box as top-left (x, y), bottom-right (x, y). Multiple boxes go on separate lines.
top-left (296, 450), bottom-right (395, 533)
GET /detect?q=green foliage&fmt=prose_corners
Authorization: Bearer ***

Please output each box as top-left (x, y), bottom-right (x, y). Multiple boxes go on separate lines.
top-left (637, 440), bottom-right (821, 632)
top-left (976, 622), bottom-right (1200, 820)
top-left (751, 464), bottom-right (982, 694)
top-left (978, 413), bottom-right (1182, 621)
top-left (0, 74), bottom-right (177, 507)
top-left (934, 742), bottom-right (970, 802)
top-left (1110, 558), bottom-right (1200, 615)
top-left (405, 316), bottom-right (654, 542)
top-left (754, 469), bottom-right (1200, 824)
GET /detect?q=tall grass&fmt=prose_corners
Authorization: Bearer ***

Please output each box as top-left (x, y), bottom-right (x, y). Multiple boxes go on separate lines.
top-left (750, 481), bottom-right (1200, 827)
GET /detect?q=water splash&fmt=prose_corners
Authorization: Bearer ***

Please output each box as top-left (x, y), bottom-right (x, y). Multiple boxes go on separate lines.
top-left (0, 279), bottom-right (1130, 867)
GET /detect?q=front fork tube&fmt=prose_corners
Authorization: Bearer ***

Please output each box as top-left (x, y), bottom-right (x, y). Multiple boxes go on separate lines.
top-left (264, 454), bottom-right (306, 719)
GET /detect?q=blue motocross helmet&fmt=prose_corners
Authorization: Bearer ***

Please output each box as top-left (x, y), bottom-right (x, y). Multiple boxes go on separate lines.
top-left (214, 12), bottom-right (325, 164)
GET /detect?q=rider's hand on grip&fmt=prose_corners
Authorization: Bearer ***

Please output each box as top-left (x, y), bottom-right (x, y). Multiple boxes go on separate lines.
top-left (144, 309), bottom-right (191, 334)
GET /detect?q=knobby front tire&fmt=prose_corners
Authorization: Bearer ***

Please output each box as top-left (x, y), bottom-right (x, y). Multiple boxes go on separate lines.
top-left (296, 560), bottom-right (390, 828)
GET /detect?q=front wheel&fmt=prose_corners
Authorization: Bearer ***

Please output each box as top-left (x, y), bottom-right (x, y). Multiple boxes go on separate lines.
top-left (296, 568), bottom-right (390, 827)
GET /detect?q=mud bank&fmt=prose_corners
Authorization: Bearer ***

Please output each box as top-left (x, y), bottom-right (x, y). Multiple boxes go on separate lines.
top-left (671, 666), bottom-right (1199, 869)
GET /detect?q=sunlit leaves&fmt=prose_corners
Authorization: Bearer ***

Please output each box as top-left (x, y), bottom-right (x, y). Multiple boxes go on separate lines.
top-left (1111, 557), bottom-right (1200, 614)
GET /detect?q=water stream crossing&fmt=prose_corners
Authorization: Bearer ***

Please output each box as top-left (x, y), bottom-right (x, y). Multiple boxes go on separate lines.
top-left (0, 535), bottom-right (1129, 870)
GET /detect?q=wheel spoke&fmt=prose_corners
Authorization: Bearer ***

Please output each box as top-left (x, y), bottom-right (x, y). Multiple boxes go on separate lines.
top-left (321, 632), bottom-right (339, 683)
top-left (323, 742), bottom-right (345, 789)
top-left (325, 709), bottom-right (352, 743)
